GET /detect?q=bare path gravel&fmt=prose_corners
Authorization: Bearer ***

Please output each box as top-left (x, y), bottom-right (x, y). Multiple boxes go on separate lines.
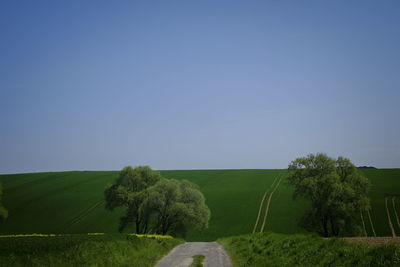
top-left (155, 242), bottom-right (232, 267)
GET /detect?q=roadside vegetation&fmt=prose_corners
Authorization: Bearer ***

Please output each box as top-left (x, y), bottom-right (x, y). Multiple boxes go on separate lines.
top-left (219, 232), bottom-right (400, 267)
top-left (190, 254), bottom-right (205, 267)
top-left (0, 234), bottom-right (183, 267)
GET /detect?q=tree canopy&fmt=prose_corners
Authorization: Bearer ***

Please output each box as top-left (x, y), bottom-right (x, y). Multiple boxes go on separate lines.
top-left (104, 166), bottom-right (210, 236)
top-left (148, 178), bottom-right (210, 235)
top-left (287, 153), bottom-right (370, 237)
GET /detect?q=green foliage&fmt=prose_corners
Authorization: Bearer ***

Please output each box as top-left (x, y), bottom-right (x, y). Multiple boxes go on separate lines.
top-left (288, 153), bottom-right (370, 237)
top-left (104, 166), bottom-right (210, 236)
top-left (0, 183), bottom-right (8, 222)
top-left (104, 166), bottom-right (162, 233)
top-left (148, 179), bottom-right (210, 235)
top-left (219, 232), bottom-right (400, 267)
top-left (190, 254), bottom-right (205, 267)
top-left (0, 234), bottom-right (183, 267)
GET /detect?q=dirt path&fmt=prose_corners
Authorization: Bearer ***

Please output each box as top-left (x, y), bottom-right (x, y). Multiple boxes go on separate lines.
top-left (260, 178), bottom-right (282, 232)
top-left (367, 209), bottom-right (377, 237)
top-left (252, 177), bottom-right (278, 233)
top-left (385, 197), bottom-right (396, 237)
top-left (155, 242), bottom-right (232, 267)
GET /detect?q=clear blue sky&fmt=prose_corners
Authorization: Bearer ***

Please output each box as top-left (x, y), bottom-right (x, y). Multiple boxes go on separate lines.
top-left (1, 1), bottom-right (399, 173)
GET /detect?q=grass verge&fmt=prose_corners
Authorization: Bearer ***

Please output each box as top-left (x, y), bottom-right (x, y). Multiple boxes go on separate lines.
top-left (219, 232), bottom-right (400, 266)
top-left (190, 254), bottom-right (205, 267)
top-left (0, 234), bottom-right (183, 267)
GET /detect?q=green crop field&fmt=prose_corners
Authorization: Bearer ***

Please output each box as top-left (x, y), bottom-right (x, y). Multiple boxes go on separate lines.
top-left (358, 169), bottom-right (400, 237)
top-left (0, 169), bottom-right (399, 241)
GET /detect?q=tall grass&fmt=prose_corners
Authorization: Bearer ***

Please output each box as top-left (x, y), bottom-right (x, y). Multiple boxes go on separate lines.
top-left (219, 232), bottom-right (400, 267)
top-left (0, 234), bottom-right (183, 267)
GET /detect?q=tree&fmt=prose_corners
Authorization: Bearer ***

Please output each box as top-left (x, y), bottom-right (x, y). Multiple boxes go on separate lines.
top-left (287, 153), bottom-right (370, 237)
top-left (104, 166), bottom-right (210, 236)
top-left (0, 183), bottom-right (8, 222)
top-left (147, 179), bottom-right (210, 235)
top-left (104, 166), bottom-right (162, 233)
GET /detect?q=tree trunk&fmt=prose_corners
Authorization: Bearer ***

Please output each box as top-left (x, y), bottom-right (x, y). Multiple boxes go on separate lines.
top-left (143, 219), bottom-right (148, 233)
top-left (330, 218), bottom-right (336, 236)
top-left (322, 216), bottom-right (329, 237)
top-left (135, 214), bottom-right (141, 234)
top-left (155, 216), bottom-right (162, 234)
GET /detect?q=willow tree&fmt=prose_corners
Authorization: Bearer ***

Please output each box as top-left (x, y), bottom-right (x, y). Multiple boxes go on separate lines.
top-left (288, 153), bottom-right (370, 237)
top-left (104, 166), bottom-right (210, 236)
top-left (104, 166), bottom-right (162, 233)
top-left (147, 179), bottom-right (210, 235)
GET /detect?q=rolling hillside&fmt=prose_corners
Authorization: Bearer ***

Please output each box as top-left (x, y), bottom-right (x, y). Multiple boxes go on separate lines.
top-left (0, 169), bottom-right (399, 241)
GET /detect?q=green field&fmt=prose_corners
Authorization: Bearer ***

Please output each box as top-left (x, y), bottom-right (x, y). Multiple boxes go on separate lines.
top-left (358, 169), bottom-right (400, 237)
top-left (0, 169), bottom-right (399, 241)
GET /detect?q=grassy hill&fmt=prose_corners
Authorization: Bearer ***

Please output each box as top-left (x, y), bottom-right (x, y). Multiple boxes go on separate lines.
top-left (0, 169), bottom-right (399, 241)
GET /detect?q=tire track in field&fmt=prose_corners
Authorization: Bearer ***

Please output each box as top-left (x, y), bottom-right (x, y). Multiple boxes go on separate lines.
top-left (385, 197), bottom-right (396, 237)
top-left (367, 209), bottom-right (377, 237)
top-left (64, 200), bottom-right (105, 230)
top-left (252, 177), bottom-right (278, 233)
top-left (360, 210), bottom-right (367, 237)
top-left (392, 197), bottom-right (400, 230)
top-left (260, 177), bottom-right (282, 232)
top-left (12, 173), bottom-right (111, 212)
top-left (4, 172), bottom-right (72, 193)
top-left (252, 191), bottom-right (268, 233)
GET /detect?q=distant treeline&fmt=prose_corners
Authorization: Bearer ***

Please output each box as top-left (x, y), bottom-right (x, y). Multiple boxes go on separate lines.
top-left (358, 166), bottom-right (377, 169)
